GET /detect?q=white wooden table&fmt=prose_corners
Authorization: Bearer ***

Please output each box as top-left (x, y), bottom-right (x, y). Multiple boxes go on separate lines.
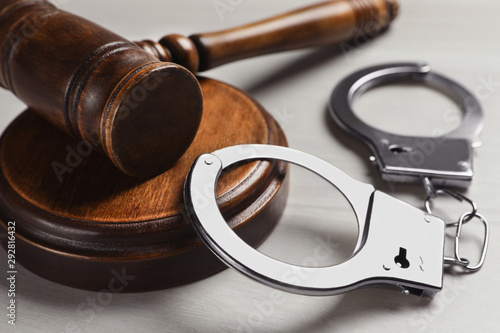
top-left (1, 0), bottom-right (499, 332)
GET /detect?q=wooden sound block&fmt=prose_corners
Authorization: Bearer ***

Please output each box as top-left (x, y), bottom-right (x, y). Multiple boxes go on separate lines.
top-left (0, 77), bottom-right (288, 292)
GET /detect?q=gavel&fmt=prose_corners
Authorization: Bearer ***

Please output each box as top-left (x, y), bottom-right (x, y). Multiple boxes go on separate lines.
top-left (0, 0), bottom-right (398, 178)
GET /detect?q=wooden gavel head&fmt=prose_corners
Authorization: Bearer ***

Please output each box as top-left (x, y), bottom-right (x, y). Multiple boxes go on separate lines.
top-left (0, 0), bottom-right (398, 178)
top-left (0, 0), bottom-right (203, 177)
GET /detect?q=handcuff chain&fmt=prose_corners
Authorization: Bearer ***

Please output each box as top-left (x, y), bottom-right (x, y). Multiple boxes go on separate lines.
top-left (423, 178), bottom-right (489, 272)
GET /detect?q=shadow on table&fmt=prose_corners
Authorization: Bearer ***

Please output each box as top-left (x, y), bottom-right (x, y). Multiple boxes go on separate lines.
top-left (241, 28), bottom-right (391, 97)
top-left (287, 288), bottom-right (433, 333)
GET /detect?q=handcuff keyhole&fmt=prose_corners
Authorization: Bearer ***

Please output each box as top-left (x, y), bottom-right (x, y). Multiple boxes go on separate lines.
top-left (388, 145), bottom-right (413, 154)
top-left (394, 247), bottom-right (410, 269)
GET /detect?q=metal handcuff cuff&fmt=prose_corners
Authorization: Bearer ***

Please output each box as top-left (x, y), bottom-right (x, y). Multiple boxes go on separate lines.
top-left (184, 63), bottom-right (489, 297)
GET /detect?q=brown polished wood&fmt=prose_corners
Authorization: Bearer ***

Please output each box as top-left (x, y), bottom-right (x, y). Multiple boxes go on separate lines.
top-left (0, 77), bottom-right (288, 291)
top-left (0, 0), bottom-right (204, 178)
top-left (187, 0), bottom-right (399, 71)
top-left (0, 0), bottom-right (399, 177)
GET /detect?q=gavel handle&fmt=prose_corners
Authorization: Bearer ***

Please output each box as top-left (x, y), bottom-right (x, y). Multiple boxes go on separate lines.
top-left (138, 0), bottom-right (398, 73)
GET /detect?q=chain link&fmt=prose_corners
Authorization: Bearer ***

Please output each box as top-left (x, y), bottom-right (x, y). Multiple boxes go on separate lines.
top-left (423, 178), bottom-right (489, 272)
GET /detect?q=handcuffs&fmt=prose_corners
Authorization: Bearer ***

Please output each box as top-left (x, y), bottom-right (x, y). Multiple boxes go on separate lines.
top-left (184, 63), bottom-right (489, 297)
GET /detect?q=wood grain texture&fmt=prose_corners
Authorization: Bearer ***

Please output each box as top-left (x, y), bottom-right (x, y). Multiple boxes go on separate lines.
top-left (0, 0), bottom-right (203, 178)
top-left (0, 77), bottom-right (288, 291)
top-left (182, 0), bottom-right (399, 71)
top-left (1, 1), bottom-right (499, 332)
top-left (0, 0), bottom-right (398, 178)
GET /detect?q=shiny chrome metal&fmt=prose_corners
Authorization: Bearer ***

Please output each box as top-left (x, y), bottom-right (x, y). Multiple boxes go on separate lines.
top-left (423, 180), bottom-right (488, 272)
top-left (184, 145), bottom-right (446, 297)
top-left (424, 187), bottom-right (478, 226)
top-left (451, 212), bottom-right (489, 272)
top-left (423, 177), bottom-right (437, 199)
top-left (329, 63), bottom-right (484, 188)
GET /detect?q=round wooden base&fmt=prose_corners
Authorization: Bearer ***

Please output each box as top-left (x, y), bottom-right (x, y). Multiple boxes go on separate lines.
top-left (0, 77), bottom-right (288, 291)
